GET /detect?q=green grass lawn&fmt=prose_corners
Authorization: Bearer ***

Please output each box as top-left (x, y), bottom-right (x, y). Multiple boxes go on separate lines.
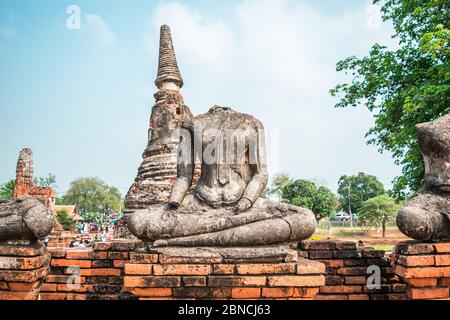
top-left (371, 244), bottom-right (395, 251)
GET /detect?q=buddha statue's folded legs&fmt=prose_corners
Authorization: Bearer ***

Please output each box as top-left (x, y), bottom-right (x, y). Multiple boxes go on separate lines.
top-left (127, 195), bottom-right (317, 246)
top-left (397, 190), bottom-right (450, 241)
top-left (396, 114), bottom-right (450, 241)
top-left (0, 195), bottom-right (55, 240)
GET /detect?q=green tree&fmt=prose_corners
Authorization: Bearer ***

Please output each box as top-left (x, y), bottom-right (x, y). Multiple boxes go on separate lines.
top-left (330, 0), bottom-right (450, 198)
top-left (281, 179), bottom-right (338, 220)
top-left (61, 177), bottom-right (122, 213)
top-left (0, 180), bottom-right (15, 201)
top-left (80, 211), bottom-right (108, 225)
top-left (34, 173), bottom-right (57, 189)
top-left (262, 172), bottom-right (292, 199)
top-left (56, 209), bottom-right (75, 231)
top-left (358, 195), bottom-right (402, 237)
top-left (337, 173), bottom-right (385, 216)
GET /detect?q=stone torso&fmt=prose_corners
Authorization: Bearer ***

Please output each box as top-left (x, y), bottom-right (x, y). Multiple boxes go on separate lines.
top-left (192, 106), bottom-right (264, 208)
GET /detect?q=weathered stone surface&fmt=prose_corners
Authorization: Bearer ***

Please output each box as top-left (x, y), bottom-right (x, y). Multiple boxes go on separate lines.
top-left (126, 25), bottom-right (317, 246)
top-left (146, 245), bottom-right (298, 263)
top-left (125, 26), bottom-right (192, 211)
top-left (397, 114), bottom-right (450, 241)
top-left (0, 266), bottom-right (49, 283)
top-left (0, 195), bottom-right (54, 240)
top-left (0, 241), bottom-right (46, 257)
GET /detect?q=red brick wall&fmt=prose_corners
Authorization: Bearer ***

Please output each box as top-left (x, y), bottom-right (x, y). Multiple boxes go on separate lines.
top-left (392, 241), bottom-right (450, 300)
top-left (0, 240), bottom-right (50, 300)
top-left (299, 240), bottom-right (406, 300)
top-left (123, 251), bottom-right (325, 300)
top-left (41, 241), bottom-right (141, 300)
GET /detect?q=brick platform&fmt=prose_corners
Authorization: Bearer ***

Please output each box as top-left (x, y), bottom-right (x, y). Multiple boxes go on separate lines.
top-left (299, 240), bottom-right (406, 300)
top-left (123, 246), bottom-right (325, 300)
top-left (392, 241), bottom-right (450, 300)
top-left (0, 240), bottom-right (50, 300)
top-left (40, 240), bottom-right (141, 300)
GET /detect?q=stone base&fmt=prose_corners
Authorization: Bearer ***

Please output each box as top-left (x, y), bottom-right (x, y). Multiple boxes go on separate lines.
top-left (0, 240), bottom-right (50, 300)
top-left (123, 246), bottom-right (325, 300)
top-left (392, 241), bottom-right (450, 300)
top-left (299, 240), bottom-right (406, 300)
top-left (41, 240), bottom-right (141, 300)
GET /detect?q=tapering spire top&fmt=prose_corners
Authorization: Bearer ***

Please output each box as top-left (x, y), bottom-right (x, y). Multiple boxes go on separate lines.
top-left (155, 25), bottom-right (183, 89)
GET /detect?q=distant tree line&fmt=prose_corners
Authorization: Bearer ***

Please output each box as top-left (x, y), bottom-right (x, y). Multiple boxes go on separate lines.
top-left (264, 171), bottom-right (402, 236)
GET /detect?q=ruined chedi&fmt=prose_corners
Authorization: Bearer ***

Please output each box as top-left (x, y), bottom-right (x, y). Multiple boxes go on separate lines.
top-left (13, 148), bottom-right (56, 210)
top-left (125, 25), bottom-right (193, 209)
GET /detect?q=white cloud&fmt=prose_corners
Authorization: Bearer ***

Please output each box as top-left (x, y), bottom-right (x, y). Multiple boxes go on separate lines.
top-left (148, 0), bottom-right (401, 190)
top-left (366, 4), bottom-right (383, 30)
top-left (84, 14), bottom-right (117, 45)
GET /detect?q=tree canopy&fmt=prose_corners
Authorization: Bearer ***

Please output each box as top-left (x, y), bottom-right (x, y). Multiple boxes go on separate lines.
top-left (34, 173), bottom-right (57, 189)
top-left (281, 179), bottom-right (338, 220)
top-left (56, 208), bottom-right (75, 231)
top-left (262, 172), bottom-right (292, 200)
top-left (337, 172), bottom-right (385, 215)
top-left (358, 195), bottom-right (402, 237)
top-left (0, 179), bottom-right (15, 201)
top-left (330, 0), bottom-right (450, 198)
top-left (61, 177), bottom-right (122, 213)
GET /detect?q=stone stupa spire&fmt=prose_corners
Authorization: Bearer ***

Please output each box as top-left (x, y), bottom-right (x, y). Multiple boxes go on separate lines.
top-left (125, 24), bottom-right (193, 210)
top-left (155, 24), bottom-right (183, 90)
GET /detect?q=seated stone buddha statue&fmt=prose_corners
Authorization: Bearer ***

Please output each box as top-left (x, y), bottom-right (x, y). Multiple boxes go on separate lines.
top-left (128, 105), bottom-right (317, 246)
top-left (126, 25), bottom-right (317, 246)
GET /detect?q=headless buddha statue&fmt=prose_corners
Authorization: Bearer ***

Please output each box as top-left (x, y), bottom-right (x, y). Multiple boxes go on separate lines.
top-left (397, 114), bottom-right (450, 241)
top-left (128, 105), bottom-right (317, 246)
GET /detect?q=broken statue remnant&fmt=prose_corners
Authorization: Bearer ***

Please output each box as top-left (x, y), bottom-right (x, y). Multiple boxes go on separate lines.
top-left (127, 25), bottom-right (317, 246)
top-left (1, 149), bottom-right (55, 240)
top-left (0, 195), bottom-right (54, 240)
top-left (397, 114), bottom-right (450, 241)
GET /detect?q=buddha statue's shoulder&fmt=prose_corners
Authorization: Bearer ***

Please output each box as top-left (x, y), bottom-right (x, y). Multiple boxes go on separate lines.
top-left (193, 105), bottom-right (265, 130)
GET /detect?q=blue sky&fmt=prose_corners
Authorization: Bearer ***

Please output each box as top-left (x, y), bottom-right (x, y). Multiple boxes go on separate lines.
top-left (0, 0), bottom-right (400, 197)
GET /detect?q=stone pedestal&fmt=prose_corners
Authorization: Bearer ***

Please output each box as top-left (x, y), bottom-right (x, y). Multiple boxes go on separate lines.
top-left (392, 241), bottom-right (450, 300)
top-left (0, 240), bottom-right (50, 300)
top-left (123, 246), bottom-right (325, 300)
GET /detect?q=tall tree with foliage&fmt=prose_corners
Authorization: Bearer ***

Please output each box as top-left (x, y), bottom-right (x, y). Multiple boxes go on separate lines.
top-left (330, 0), bottom-right (450, 198)
top-left (80, 211), bottom-right (108, 225)
top-left (61, 177), bottom-right (122, 214)
top-left (56, 209), bottom-right (75, 231)
top-left (337, 173), bottom-right (385, 216)
top-left (281, 179), bottom-right (338, 220)
top-left (358, 195), bottom-right (402, 237)
top-left (262, 172), bottom-right (292, 199)
top-left (34, 173), bottom-right (57, 189)
top-left (0, 180), bottom-right (15, 201)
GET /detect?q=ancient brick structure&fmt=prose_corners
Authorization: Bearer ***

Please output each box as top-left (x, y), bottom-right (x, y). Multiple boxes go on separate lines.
top-left (41, 241), bottom-right (142, 300)
top-left (0, 240), bottom-right (50, 300)
top-left (392, 241), bottom-right (450, 300)
top-left (12, 148), bottom-right (73, 250)
top-left (299, 240), bottom-right (406, 300)
top-left (2, 239), bottom-right (446, 300)
top-left (125, 25), bottom-right (193, 210)
top-left (13, 148), bottom-right (56, 210)
top-left (38, 241), bottom-right (326, 300)
top-left (123, 246), bottom-right (325, 300)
